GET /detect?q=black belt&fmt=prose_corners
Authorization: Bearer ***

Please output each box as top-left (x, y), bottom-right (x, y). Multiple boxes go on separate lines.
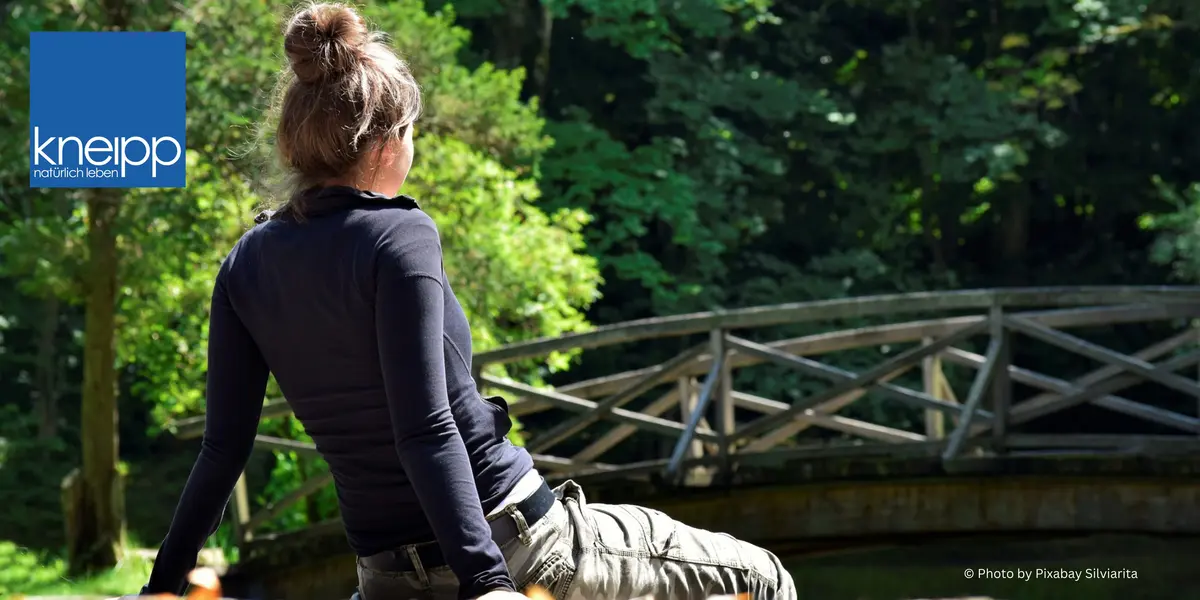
top-left (359, 479), bottom-right (557, 573)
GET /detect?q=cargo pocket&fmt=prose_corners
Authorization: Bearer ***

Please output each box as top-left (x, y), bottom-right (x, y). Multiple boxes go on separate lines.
top-left (586, 503), bottom-right (679, 559)
top-left (515, 551), bottom-right (575, 600)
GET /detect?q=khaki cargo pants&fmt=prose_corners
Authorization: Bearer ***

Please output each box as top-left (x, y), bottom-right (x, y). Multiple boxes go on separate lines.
top-left (357, 480), bottom-right (797, 600)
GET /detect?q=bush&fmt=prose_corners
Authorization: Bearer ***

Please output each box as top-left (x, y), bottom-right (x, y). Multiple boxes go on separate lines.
top-left (0, 540), bottom-right (153, 597)
top-left (0, 405), bottom-right (75, 550)
top-left (0, 541), bottom-right (66, 596)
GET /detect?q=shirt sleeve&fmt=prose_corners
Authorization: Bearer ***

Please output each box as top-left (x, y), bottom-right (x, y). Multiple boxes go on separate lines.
top-left (374, 217), bottom-right (514, 599)
top-left (142, 262), bottom-right (270, 596)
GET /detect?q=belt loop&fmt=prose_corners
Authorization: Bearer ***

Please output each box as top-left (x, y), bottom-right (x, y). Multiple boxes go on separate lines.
top-left (405, 546), bottom-right (430, 589)
top-left (561, 480), bottom-right (594, 549)
top-left (508, 504), bottom-right (532, 546)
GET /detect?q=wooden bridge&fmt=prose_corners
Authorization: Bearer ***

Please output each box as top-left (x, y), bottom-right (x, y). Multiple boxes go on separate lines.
top-left (173, 287), bottom-right (1200, 600)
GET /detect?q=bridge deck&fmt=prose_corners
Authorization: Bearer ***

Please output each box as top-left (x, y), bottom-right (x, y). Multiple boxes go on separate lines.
top-left (232, 453), bottom-right (1200, 573)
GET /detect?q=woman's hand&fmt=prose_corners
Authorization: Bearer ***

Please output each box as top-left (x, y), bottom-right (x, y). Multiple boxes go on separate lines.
top-left (474, 590), bottom-right (530, 600)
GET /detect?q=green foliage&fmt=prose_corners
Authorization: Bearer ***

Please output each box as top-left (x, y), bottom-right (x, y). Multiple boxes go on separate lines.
top-left (540, 116), bottom-right (701, 314)
top-left (411, 135), bottom-right (599, 352)
top-left (118, 154), bottom-right (261, 425)
top-left (0, 541), bottom-right (154, 597)
top-left (524, 0), bottom-right (1200, 328)
top-left (0, 406), bottom-right (74, 548)
top-left (541, 0), bottom-right (777, 58)
top-left (1142, 176), bottom-right (1200, 282)
top-left (0, 1), bottom-right (266, 427)
top-left (0, 542), bottom-right (67, 596)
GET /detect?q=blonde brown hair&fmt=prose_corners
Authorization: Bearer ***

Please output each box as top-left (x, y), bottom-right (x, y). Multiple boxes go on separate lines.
top-left (267, 2), bottom-right (422, 215)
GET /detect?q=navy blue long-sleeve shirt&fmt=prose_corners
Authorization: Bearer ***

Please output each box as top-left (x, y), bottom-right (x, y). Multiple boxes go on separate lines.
top-left (143, 186), bottom-right (534, 600)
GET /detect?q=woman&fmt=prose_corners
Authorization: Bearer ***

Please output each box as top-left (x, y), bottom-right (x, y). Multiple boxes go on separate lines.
top-left (140, 4), bottom-right (797, 600)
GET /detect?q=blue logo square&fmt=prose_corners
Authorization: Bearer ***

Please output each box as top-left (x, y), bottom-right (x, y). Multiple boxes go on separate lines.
top-left (29, 32), bottom-right (187, 189)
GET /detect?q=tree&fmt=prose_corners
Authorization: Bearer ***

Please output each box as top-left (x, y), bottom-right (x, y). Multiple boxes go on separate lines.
top-left (73, 187), bottom-right (124, 572)
top-left (0, 0), bottom-right (254, 571)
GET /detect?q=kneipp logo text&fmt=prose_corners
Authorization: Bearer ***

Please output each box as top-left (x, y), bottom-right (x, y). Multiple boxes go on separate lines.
top-left (29, 31), bottom-right (187, 189)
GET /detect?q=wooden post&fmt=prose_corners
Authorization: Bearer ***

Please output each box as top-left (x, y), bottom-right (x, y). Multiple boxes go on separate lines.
top-left (990, 305), bottom-right (1012, 453)
top-left (678, 377), bottom-right (703, 461)
top-left (922, 336), bottom-right (945, 439)
top-left (712, 330), bottom-right (735, 484)
top-left (665, 333), bottom-right (726, 483)
top-left (61, 468), bottom-right (80, 566)
top-left (942, 314), bottom-right (1003, 462)
top-left (679, 377), bottom-right (712, 486)
top-left (719, 340), bottom-right (735, 441)
top-left (62, 465), bottom-right (126, 571)
top-left (231, 472), bottom-right (251, 543)
top-left (1194, 320), bottom-right (1200, 426)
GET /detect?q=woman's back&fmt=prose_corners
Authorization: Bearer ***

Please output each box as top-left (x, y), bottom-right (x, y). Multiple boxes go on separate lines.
top-left (143, 5), bottom-right (795, 598)
top-left (220, 186), bottom-right (533, 553)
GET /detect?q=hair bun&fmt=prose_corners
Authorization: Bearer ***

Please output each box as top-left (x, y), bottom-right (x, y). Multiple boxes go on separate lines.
top-left (283, 3), bottom-right (369, 85)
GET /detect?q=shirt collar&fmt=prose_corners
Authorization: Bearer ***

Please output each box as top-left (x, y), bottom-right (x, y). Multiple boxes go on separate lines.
top-left (256, 186), bottom-right (420, 223)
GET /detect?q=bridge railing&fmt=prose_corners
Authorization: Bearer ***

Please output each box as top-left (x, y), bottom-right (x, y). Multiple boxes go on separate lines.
top-left (170, 286), bottom-right (1200, 547)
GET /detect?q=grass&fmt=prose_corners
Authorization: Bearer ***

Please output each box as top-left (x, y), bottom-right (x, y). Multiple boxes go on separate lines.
top-left (0, 438), bottom-right (237, 598)
top-left (0, 541), bottom-right (154, 598)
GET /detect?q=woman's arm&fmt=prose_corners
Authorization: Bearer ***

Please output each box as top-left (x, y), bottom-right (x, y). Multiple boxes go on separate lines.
top-left (374, 221), bottom-right (515, 600)
top-left (142, 264), bottom-right (270, 596)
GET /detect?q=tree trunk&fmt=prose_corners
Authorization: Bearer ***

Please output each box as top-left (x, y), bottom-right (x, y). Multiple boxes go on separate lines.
top-left (490, 0), bottom-right (529, 69)
top-left (68, 189), bottom-right (125, 574)
top-left (532, 2), bottom-right (554, 102)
